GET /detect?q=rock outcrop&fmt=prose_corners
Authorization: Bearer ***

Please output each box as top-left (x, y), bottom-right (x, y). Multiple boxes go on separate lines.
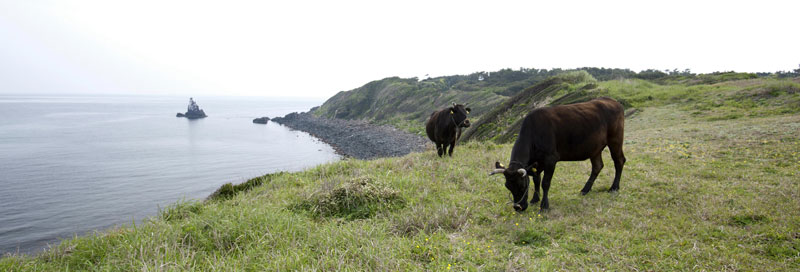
top-left (252, 117), bottom-right (270, 124)
top-left (176, 98), bottom-right (207, 119)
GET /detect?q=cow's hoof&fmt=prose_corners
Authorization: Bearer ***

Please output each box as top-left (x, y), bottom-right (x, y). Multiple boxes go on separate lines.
top-left (540, 203), bottom-right (550, 211)
top-left (580, 190), bottom-right (591, 195)
top-left (607, 187), bottom-right (619, 193)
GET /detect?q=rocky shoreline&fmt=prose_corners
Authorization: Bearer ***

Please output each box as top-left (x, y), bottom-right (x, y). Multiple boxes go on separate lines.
top-left (272, 112), bottom-right (429, 160)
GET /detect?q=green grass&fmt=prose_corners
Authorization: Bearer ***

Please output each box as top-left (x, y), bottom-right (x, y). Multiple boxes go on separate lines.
top-left (461, 74), bottom-right (800, 144)
top-left (600, 77), bottom-right (800, 118)
top-left (3, 100), bottom-right (799, 270)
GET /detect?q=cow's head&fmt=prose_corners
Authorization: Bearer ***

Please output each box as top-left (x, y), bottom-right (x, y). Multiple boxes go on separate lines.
top-left (450, 102), bottom-right (472, 128)
top-left (490, 161), bottom-right (529, 211)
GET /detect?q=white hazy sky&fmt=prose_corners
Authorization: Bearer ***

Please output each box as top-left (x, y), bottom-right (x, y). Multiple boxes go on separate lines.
top-left (1, 0), bottom-right (798, 98)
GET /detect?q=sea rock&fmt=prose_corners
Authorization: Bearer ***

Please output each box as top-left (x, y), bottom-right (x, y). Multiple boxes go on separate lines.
top-left (252, 117), bottom-right (270, 124)
top-left (176, 98), bottom-right (207, 119)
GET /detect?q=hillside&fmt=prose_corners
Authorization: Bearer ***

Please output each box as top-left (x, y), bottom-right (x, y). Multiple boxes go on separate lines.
top-left (3, 93), bottom-right (799, 270)
top-left (463, 72), bottom-right (800, 143)
top-left (460, 71), bottom-right (603, 143)
top-left (308, 68), bottom-right (797, 141)
top-left (310, 69), bottom-right (574, 134)
top-left (2, 72), bottom-right (799, 270)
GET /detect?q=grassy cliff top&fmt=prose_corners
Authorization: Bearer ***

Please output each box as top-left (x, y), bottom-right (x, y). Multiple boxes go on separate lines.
top-left (308, 68), bottom-right (799, 140)
top-left (464, 73), bottom-right (800, 143)
top-left (3, 80), bottom-right (799, 270)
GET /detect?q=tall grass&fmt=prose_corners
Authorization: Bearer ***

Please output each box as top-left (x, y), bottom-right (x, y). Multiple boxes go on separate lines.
top-left (3, 98), bottom-right (799, 270)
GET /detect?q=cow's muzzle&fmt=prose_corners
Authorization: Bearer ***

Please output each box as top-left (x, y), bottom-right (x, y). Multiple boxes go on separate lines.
top-left (461, 119), bottom-right (471, 128)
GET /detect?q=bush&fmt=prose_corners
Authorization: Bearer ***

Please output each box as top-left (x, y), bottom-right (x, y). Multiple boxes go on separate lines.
top-left (296, 177), bottom-right (405, 220)
top-left (207, 172), bottom-right (285, 201)
top-left (159, 201), bottom-right (203, 222)
top-left (554, 70), bottom-right (597, 84)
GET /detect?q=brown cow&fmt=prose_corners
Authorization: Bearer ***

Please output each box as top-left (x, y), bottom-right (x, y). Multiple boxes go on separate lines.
top-left (426, 103), bottom-right (471, 157)
top-left (489, 97), bottom-right (626, 211)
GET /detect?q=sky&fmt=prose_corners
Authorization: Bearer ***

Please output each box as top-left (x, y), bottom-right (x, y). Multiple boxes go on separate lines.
top-left (0, 0), bottom-right (798, 98)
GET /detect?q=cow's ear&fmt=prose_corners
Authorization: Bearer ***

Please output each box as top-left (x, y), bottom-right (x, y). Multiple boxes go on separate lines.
top-left (495, 161), bottom-right (505, 169)
top-left (465, 107), bottom-right (471, 114)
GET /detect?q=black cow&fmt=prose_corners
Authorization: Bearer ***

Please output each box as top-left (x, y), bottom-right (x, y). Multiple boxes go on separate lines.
top-left (489, 97), bottom-right (626, 211)
top-left (426, 103), bottom-right (472, 157)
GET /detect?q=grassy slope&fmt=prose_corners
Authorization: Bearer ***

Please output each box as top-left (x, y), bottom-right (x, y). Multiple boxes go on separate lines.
top-left (3, 79), bottom-right (799, 270)
top-left (464, 74), bottom-right (800, 144)
top-left (461, 71), bottom-right (601, 143)
top-left (311, 69), bottom-right (567, 135)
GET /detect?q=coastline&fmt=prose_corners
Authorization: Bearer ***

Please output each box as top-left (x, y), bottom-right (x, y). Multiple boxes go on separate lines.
top-left (0, 96), bottom-right (336, 256)
top-left (272, 112), bottom-right (430, 160)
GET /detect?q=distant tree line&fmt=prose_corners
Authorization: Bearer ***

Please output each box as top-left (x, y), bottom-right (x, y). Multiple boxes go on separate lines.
top-left (773, 64), bottom-right (800, 78)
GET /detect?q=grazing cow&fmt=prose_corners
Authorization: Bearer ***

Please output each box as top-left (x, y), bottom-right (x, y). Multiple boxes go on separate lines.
top-left (489, 97), bottom-right (626, 211)
top-left (426, 103), bottom-right (472, 157)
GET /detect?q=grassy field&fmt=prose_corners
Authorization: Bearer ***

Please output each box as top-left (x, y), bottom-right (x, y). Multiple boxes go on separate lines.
top-left (2, 88), bottom-right (799, 270)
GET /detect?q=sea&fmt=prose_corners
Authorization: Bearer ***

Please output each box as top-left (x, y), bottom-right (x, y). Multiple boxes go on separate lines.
top-left (0, 95), bottom-right (340, 255)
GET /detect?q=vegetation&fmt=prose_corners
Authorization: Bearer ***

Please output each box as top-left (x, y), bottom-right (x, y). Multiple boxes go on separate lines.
top-left (2, 69), bottom-right (799, 270)
top-left (463, 72), bottom-right (799, 144)
top-left (313, 67), bottom-right (799, 139)
top-left (311, 68), bottom-right (623, 135)
top-left (461, 71), bottom-right (602, 143)
top-left (207, 172), bottom-right (287, 201)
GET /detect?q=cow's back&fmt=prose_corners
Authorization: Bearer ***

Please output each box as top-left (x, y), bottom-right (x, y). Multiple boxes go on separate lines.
top-left (524, 97), bottom-right (624, 161)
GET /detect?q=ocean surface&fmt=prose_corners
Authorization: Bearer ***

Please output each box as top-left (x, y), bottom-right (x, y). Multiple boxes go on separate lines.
top-left (0, 95), bottom-right (339, 255)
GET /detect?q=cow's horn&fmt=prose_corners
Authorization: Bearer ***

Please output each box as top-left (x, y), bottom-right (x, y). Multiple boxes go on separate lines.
top-left (517, 168), bottom-right (527, 176)
top-left (489, 169), bottom-right (505, 176)
top-left (452, 102), bottom-right (456, 107)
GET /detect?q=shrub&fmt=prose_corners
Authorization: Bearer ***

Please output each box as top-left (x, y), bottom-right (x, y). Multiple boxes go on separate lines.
top-left (207, 172), bottom-right (285, 201)
top-left (296, 177), bottom-right (405, 220)
top-left (159, 201), bottom-right (203, 222)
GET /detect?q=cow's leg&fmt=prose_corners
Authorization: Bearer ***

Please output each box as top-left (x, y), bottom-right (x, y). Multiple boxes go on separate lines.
top-left (447, 140), bottom-right (455, 156)
top-left (436, 143), bottom-right (444, 157)
top-left (540, 164), bottom-right (556, 211)
top-left (530, 169), bottom-right (542, 204)
top-left (580, 153), bottom-right (604, 195)
top-left (609, 142), bottom-right (626, 192)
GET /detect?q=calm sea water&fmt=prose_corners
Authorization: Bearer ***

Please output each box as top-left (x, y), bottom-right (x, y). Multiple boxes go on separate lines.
top-left (0, 95), bottom-right (339, 255)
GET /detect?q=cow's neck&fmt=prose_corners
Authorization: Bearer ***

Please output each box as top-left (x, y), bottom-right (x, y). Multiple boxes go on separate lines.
top-left (448, 114), bottom-right (459, 130)
top-left (509, 136), bottom-right (532, 169)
